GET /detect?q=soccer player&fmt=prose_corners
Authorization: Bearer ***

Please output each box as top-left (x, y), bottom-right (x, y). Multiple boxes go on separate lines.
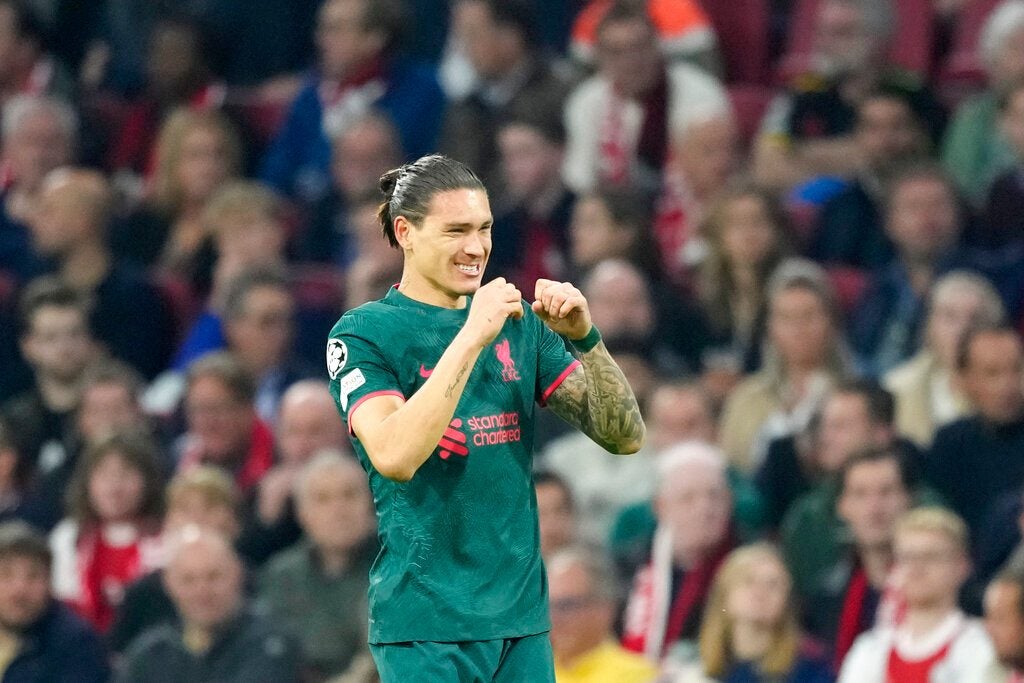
top-left (326, 154), bottom-right (645, 681)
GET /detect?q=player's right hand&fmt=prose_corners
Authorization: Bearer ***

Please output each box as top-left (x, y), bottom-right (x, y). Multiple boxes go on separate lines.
top-left (463, 277), bottom-right (523, 347)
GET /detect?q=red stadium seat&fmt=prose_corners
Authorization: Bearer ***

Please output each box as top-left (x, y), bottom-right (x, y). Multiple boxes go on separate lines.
top-left (777, 0), bottom-right (936, 82)
top-left (698, 0), bottom-right (772, 84)
top-left (727, 83), bottom-right (776, 148)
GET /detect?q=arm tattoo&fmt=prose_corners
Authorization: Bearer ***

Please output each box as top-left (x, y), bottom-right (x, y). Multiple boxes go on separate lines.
top-left (546, 341), bottom-right (646, 454)
top-left (445, 362), bottom-right (469, 399)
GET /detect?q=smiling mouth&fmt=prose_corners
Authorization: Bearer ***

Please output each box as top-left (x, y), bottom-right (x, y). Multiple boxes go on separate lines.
top-left (456, 263), bottom-right (481, 275)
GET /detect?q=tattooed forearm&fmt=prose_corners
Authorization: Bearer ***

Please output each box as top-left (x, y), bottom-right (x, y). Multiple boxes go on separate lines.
top-left (546, 342), bottom-right (646, 454)
top-left (445, 363), bottom-right (469, 399)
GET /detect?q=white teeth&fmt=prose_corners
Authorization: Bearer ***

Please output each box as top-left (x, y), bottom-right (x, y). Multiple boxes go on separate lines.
top-left (457, 264), bottom-right (479, 274)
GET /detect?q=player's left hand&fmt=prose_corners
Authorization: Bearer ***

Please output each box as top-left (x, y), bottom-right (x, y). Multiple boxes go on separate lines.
top-left (532, 279), bottom-right (592, 340)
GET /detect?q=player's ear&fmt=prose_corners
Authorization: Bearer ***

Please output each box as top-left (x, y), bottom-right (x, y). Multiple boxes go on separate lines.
top-left (394, 215), bottom-right (415, 251)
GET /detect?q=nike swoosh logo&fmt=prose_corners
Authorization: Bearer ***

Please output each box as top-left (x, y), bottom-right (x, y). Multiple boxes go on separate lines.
top-left (419, 364), bottom-right (433, 378)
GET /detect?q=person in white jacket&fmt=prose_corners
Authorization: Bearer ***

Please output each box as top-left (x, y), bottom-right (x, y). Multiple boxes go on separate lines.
top-left (838, 506), bottom-right (995, 683)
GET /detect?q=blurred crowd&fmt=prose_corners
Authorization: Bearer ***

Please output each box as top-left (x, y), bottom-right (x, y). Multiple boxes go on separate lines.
top-left (4, 0), bottom-right (1024, 681)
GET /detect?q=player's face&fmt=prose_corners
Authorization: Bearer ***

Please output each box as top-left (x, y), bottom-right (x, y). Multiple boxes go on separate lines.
top-left (403, 188), bottom-right (493, 302)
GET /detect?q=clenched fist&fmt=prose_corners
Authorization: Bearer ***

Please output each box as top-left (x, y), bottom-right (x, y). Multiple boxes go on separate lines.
top-left (532, 279), bottom-right (592, 340)
top-left (463, 277), bottom-right (524, 347)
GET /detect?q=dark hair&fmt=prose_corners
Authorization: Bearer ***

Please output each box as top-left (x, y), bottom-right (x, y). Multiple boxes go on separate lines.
top-left (579, 186), bottom-right (663, 281)
top-left (186, 351), bottom-right (257, 405)
top-left (837, 446), bottom-right (915, 496)
top-left (831, 379), bottom-right (896, 426)
top-left (17, 276), bottom-right (91, 337)
top-left (0, 521), bottom-right (51, 570)
top-left (499, 103), bottom-right (567, 146)
top-left (533, 470), bottom-right (576, 512)
top-left (884, 161), bottom-right (960, 216)
top-left (66, 428), bottom-right (165, 526)
top-left (360, 0), bottom-right (409, 53)
top-left (483, 0), bottom-right (539, 48)
top-left (377, 154), bottom-right (486, 249)
top-left (956, 323), bottom-right (1021, 372)
top-left (222, 266), bottom-right (291, 322)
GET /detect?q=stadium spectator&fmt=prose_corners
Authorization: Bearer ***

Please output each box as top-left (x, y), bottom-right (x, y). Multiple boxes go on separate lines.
top-left (238, 380), bottom-right (347, 564)
top-left (943, 0), bottom-right (1024, 203)
top-left (111, 107), bottom-right (242, 274)
top-left (548, 546), bottom-right (657, 682)
top-left (719, 259), bottom-right (852, 474)
top-left (222, 267), bottom-right (316, 424)
top-left (258, 451), bottom-right (376, 680)
top-left (109, 466), bottom-right (243, 655)
top-left (49, 429), bottom-right (164, 633)
top-left (754, 0), bottom-right (943, 190)
top-left (654, 105), bottom-right (740, 283)
top-left (562, 1), bottom-right (727, 194)
top-left (0, 95), bottom-right (76, 283)
top-left (849, 164), bottom-right (981, 377)
top-left (924, 324), bottom-right (1024, 536)
top-left (178, 352), bottom-right (274, 495)
top-left (569, 0), bottom-right (719, 73)
top-left (757, 380), bottom-right (898, 530)
top-left (568, 188), bottom-right (661, 283)
top-left (534, 470), bottom-right (578, 561)
top-left (489, 110), bottom-right (574, 292)
top-left (694, 184), bottom-right (791, 379)
top-left (1, 278), bottom-right (96, 477)
top-left (340, 191), bottom-right (405, 311)
top-left (172, 181), bottom-right (288, 369)
top-left (582, 259), bottom-right (708, 373)
top-left (26, 167), bottom-right (175, 378)
top-left (106, 15), bottom-right (224, 177)
top-left (23, 359), bottom-right (149, 531)
top-left (0, 521), bottom-right (108, 682)
top-left (439, 0), bottom-right (568, 203)
top-left (796, 447), bottom-right (914, 666)
top-left (621, 443), bottom-right (735, 659)
top-left (884, 271), bottom-right (1006, 447)
top-left (672, 543), bottom-right (832, 682)
top-left (299, 112), bottom-right (403, 266)
top-left (984, 559), bottom-right (1024, 681)
top-left (0, 418), bottom-right (29, 526)
top-left (259, 0), bottom-right (445, 205)
top-left (811, 86), bottom-right (932, 270)
top-left (0, 1), bottom-right (72, 107)
top-left (838, 507), bottom-right (994, 682)
top-left (116, 526), bottom-right (300, 682)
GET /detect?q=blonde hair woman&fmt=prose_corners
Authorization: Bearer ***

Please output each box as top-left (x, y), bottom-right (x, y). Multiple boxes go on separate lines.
top-left (718, 259), bottom-right (853, 473)
top-left (675, 543), bottom-right (832, 682)
top-left (113, 108), bottom-right (243, 277)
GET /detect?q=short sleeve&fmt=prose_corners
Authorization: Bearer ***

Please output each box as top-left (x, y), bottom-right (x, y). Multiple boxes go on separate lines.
top-left (533, 315), bottom-right (581, 406)
top-left (326, 315), bottom-right (405, 433)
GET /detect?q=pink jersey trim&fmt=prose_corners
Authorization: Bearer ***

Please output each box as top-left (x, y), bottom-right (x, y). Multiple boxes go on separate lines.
top-left (540, 360), bottom-right (582, 406)
top-left (347, 390), bottom-right (406, 436)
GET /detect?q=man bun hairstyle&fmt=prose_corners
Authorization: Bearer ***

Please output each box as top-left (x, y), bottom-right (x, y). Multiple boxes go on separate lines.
top-left (377, 154), bottom-right (486, 249)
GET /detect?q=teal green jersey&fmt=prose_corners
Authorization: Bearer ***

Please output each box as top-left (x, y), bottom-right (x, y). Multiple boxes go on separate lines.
top-left (326, 287), bottom-right (579, 644)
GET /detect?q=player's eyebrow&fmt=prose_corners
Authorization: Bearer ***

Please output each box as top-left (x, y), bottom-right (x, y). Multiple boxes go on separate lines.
top-left (444, 221), bottom-right (493, 229)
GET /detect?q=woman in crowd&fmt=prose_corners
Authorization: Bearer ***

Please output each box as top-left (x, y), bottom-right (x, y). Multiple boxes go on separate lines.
top-left (695, 183), bottom-right (791, 376)
top-left (719, 259), bottom-right (852, 474)
top-left (112, 107), bottom-right (242, 282)
top-left (49, 429), bottom-right (165, 633)
top-left (674, 543), bottom-right (833, 683)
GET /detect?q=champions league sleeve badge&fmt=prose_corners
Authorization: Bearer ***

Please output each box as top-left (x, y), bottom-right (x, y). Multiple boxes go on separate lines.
top-left (326, 338), bottom-right (348, 380)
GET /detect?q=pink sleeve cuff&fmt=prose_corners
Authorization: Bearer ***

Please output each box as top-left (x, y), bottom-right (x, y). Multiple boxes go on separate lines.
top-left (540, 360), bottom-right (582, 406)
top-left (347, 390), bottom-right (406, 436)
